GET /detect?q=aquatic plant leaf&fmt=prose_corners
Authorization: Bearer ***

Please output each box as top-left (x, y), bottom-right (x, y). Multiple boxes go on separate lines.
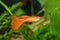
top-left (44, 0), bottom-right (60, 17)
top-left (50, 7), bottom-right (60, 40)
top-left (0, 2), bottom-right (21, 20)
top-left (14, 8), bottom-right (25, 16)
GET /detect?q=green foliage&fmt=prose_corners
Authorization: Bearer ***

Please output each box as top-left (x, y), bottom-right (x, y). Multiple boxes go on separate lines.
top-left (32, 24), bottom-right (45, 39)
top-left (14, 8), bottom-right (25, 16)
top-left (44, 0), bottom-right (60, 12)
top-left (44, 0), bottom-right (60, 17)
top-left (50, 7), bottom-right (60, 40)
top-left (0, 2), bottom-right (20, 20)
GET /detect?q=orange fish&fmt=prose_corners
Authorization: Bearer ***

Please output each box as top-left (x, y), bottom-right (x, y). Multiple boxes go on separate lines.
top-left (11, 15), bottom-right (40, 30)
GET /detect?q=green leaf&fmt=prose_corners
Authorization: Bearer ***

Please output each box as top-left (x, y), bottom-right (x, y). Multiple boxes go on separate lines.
top-left (32, 24), bottom-right (45, 39)
top-left (38, 0), bottom-right (47, 6)
top-left (44, 0), bottom-right (60, 17)
top-left (0, 2), bottom-right (20, 20)
top-left (50, 7), bottom-right (60, 40)
top-left (14, 8), bottom-right (25, 16)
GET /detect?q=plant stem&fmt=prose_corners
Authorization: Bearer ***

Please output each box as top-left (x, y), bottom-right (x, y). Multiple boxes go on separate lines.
top-left (0, 1), bottom-right (13, 15)
top-left (36, 8), bottom-right (44, 15)
top-left (30, 0), bottom-right (34, 16)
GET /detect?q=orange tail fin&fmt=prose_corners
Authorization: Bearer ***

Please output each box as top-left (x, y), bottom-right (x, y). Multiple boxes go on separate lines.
top-left (11, 16), bottom-right (24, 30)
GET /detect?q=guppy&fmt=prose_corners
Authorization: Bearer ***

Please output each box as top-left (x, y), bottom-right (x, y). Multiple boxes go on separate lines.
top-left (11, 15), bottom-right (41, 30)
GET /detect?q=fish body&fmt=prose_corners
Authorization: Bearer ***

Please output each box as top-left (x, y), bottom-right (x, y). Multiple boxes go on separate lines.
top-left (11, 15), bottom-right (40, 30)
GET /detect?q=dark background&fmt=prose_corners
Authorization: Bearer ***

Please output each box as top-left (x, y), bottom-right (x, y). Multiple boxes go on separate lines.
top-left (0, 0), bottom-right (44, 16)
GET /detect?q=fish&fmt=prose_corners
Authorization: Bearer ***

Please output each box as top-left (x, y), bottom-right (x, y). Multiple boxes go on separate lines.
top-left (11, 15), bottom-right (40, 30)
